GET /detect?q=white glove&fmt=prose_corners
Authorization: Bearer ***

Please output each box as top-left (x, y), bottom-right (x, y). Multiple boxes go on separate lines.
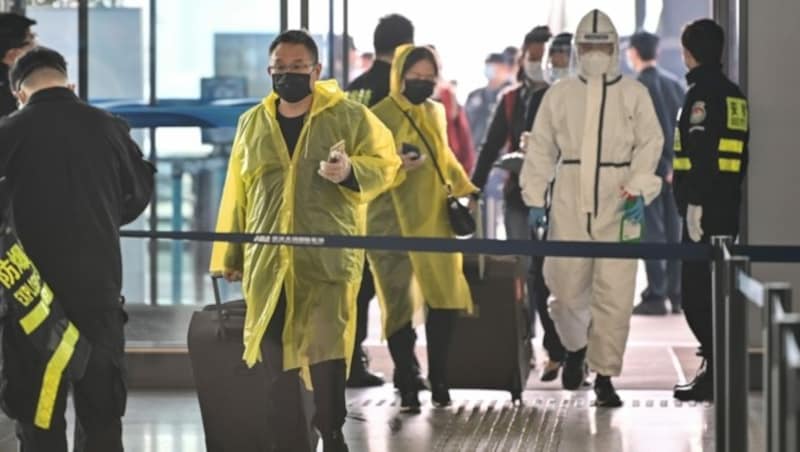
top-left (687, 204), bottom-right (704, 242)
top-left (519, 131), bottom-right (530, 152)
top-left (318, 150), bottom-right (351, 184)
top-left (401, 153), bottom-right (427, 171)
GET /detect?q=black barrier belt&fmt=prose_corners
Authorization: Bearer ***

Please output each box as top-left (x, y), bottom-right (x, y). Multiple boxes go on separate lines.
top-left (731, 245), bottom-right (800, 263)
top-left (120, 230), bottom-right (715, 261)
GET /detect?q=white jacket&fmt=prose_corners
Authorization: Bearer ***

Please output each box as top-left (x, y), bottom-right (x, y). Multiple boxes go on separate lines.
top-left (520, 75), bottom-right (663, 242)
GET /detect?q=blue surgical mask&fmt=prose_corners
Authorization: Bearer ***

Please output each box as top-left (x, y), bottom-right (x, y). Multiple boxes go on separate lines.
top-left (484, 65), bottom-right (496, 81)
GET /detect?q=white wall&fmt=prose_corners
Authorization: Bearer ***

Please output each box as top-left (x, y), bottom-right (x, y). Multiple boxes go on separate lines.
top-left (747, 0), bottom-right (800, 306)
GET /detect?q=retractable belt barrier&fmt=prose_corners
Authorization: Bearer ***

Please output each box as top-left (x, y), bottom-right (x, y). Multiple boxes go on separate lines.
top-left (119, 230), bottom-right (800, 263)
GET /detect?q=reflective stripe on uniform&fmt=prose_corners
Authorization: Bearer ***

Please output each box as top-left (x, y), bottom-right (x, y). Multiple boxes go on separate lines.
top-left (719, 138), bottom-right (744, 154)
top-left (34, 322), bottom-right (80, 430)
top-left (19, 285), bottom-right (55, 335)
top-left (719, 158), bottom-right (742, 173)
top-left (673, 128), bottom-right (682, 151)
top-left (674, 157), bottom-right (692, 171)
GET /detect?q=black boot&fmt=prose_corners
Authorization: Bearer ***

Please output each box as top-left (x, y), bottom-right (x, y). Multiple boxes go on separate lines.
top-left (322, 430), bottom-right (349, 452)
top-left (562, 347), bottom-right (587, 390)
top-left (594, 375), bottom-right (622, 407)
top-left (674, 362), bottom-right (713, 402)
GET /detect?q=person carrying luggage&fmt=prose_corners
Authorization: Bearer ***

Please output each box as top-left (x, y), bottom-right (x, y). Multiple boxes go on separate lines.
top-left (210, 30), bottom-right (399, 452)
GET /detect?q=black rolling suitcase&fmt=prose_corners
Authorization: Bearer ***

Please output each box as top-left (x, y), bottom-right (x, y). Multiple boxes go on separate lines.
top-left (188, 276), bottom-right (317, 452)
top-left (446, 255), bottom-right (533, 401)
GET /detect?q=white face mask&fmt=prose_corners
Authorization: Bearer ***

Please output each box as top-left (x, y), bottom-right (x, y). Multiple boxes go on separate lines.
top-left (580, 51), bottom-right (612, 77)
top-left (524, 60), bottom-right (544, 82)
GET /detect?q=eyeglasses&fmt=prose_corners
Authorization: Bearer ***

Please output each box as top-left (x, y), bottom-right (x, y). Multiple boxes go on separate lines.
top-left (268, 62), bottom-right (316, 75)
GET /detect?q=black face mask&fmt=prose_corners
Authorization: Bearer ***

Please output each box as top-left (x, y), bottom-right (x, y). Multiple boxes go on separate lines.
top-left (272, 72), bottom-right (312, 103)
top-left (403, 79), bottom-right (435, 105)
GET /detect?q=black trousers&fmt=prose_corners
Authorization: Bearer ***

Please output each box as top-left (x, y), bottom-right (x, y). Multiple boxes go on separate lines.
top-left (530, 253), bottom-right (566, 362)
top-left (642, 184), bottom-right (683, 306)
top-left (387, 308), bottom-right (456, 390)
top-left (11, 308), bottom-right (127, 452)
top-left (351, 261), bottom-right (421, 378)
top-left (263, 294), bottom-right (346, 447)
top-left (681, 223), bottom-right (713, 363)
top-left (351, 261), bottom-right (375, 371)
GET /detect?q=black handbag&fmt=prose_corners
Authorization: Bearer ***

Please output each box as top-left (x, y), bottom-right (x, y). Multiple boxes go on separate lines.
top-left (394, 100), bottom-right (476, 237)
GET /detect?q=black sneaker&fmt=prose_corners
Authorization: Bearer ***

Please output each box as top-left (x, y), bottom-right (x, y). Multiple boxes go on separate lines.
top-left (346, 366), bottom-right (385, 388)
top-left (593, 375), bottom-right (623, 407)
top-left (540, 360), bottom-right (562, 382)
top-left (562, 347), bottom-right (587, 390)
top-left (322, 430), bottom-right (349, 452)
top-left (632, 301), bottom-right (668, 316)
top-left (674, 364), bottom-right (713, 402)
top-left (431, 384), bottom-right (452, 407)
top-left (400, 390), bottom-right (421, 414)
top-left (671, 301), bottom-right (683, 314)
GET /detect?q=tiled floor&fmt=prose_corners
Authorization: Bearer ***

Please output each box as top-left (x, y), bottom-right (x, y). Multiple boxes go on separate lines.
top-left (0, 262), bottom-right (764, 451)
top-left (0, 388), bottom-right (764, 452)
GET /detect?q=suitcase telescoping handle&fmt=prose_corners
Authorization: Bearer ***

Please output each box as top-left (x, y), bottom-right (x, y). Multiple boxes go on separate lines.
top-left (210, 274), bottom-right (231, 340)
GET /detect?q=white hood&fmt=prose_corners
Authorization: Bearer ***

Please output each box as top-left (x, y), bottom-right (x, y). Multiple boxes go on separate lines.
top-left (574, 9), bottom-right (620, 80)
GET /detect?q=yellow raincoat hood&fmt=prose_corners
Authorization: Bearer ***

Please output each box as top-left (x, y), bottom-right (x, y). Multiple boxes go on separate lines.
top-left (367, 46), bottom-right (476, 336)
top-left (211, 79), bottom-right (400, 373)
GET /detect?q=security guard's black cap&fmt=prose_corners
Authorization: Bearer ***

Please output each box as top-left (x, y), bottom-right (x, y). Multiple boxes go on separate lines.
top-left (629, 31), bottom-right (660, 61)
top-left (0, 13), bottom-right (36, 56)
top-left (9, 46), bottom-right (67, 91)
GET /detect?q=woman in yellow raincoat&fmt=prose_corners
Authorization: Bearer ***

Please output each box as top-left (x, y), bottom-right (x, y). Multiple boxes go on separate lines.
top-left (368, 44), bottom-right (478, 410)
top-left (210, 30), bottom-right (400, 450)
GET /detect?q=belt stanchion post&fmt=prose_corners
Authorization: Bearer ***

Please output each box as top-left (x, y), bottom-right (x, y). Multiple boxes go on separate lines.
top-left (171, 162), bottom-right (184, 304)
top-left (726, 256), bottom-right (749, 452)
top-left (763, 283), bottom-right (791, 452)
top-left (712, 235), bottom-right (733, 452)
top-left (776, 314), bottom-right (800, 452)
top-left (782, 323), bottom-right (800, 452)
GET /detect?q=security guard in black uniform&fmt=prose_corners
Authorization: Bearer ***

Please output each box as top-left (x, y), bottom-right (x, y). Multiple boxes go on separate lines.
top-left (672, 19), bottom-right (749, 402)
top-left (0, 12), bottom-right (36, 117)
top-left (344, 13), bottom-right (418, 388)
top-left (0, 47), bottom-right (155, 451)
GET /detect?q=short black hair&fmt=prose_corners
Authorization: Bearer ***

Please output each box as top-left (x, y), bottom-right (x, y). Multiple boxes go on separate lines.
top-left (630, 31), bottom-right (660, 61)
top-left (523, 25), bottom-right (552, 47)
top-left (269, 29), bottom-right (319, 64)
top-left (402, 47), bottom-right (438, 77)
top-left (681, 19), bottom-right (724, 65)
top-left (0, 13), bottom-right (35, 57)
top-left (373, 14), bottom-right (414, 56)
top-left (9, 46), bottom-right (67, 91)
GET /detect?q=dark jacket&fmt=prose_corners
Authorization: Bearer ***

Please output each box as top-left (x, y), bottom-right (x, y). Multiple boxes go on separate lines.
top-left (346, 59), bottom-right (391, 107)
top-left (471, 82), bottom-right (546, 210)
top-left (0, 87), bottom-right (155, 313)
top-left (673, 64), bottom-right (749, 235)
top-left (465, 82), bottom-right (510, 148)
top-left (637, 66), bottom-right (685, 177)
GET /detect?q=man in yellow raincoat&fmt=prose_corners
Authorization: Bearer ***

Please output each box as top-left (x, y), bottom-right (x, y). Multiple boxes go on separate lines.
top-left (368, 45), bottom-right (478, 411)
top-left (210, 30), bottom-right (399, 452)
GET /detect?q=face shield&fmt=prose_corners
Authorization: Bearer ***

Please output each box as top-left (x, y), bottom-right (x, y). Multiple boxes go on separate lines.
top-left (543, 38), bottom-right (574, 84)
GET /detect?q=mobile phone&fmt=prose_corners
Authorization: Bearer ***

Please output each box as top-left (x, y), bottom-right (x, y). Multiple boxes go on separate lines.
top-left (401, 143), bottom-right (421, 160)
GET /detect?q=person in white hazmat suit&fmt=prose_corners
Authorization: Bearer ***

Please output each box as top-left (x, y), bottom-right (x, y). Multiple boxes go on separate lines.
top-left (519, 9), bottom-right (663, 407)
